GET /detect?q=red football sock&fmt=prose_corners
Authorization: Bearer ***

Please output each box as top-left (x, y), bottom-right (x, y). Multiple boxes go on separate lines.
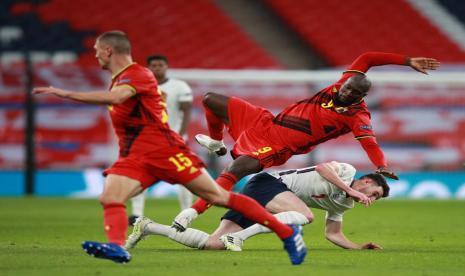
top-left (191, 173), bottom-right (238, 214)
top-left (204, 105), bottom-right (224, 141)
top-left (226, 193), bottom-right (293, 239)
top-left (103, 203), bottom-right (128, 246)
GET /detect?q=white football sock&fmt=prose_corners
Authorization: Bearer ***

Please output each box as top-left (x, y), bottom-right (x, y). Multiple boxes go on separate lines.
top-left (233, 211), bottom-right (310, 241)
top-left (145, 221), bottom-right (172, 237)
top-left (177, 185), bottom-right (194, 210)
top-left (131, 191), bottom-right (146, 217)
top-left (144, 221), bottom-right (209, 249)
top-left (168, 228), bottom-right (210, 249)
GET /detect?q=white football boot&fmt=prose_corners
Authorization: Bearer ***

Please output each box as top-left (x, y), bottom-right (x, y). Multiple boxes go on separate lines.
top-left (124, 216), bottom-right (153, 250)
top-left (220, 233), bottom-right (244, 252)
top-left (171, 208), bottom-right (199, 232)
top-left (194, 134), bottom-right (227, 156)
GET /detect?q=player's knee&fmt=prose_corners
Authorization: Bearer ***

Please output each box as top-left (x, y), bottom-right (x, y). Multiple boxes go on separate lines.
top-left (207, 195), bottom-right (228, 207)
top-left (202, 92), bottom-right (219, 108)
top-left (305, 212), bottom-right (315, 224)
top-left (299, 209), bottom-right (314, 224)
top-left (98, 193), bottom-right (124, 205)
top-left (204, 190), bottom-right (229, 207)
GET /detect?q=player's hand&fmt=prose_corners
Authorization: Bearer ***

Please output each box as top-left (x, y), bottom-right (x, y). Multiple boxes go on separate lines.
top-left (376, 167), bottom-right (399, 180)
top-left (361, 242), bottom-right (383, 250)
top-left (33, 86), bottom-right (70, 97)
top-left (408, 57), bottom-right (440, 74)
top-left (171, 208), bottom-right (198, 232)
top-left (348, 189), bottom-right (372, 207)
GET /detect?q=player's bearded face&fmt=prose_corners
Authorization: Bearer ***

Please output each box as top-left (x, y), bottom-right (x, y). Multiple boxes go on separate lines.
top-left (335, 80), bottom-right (368, 106)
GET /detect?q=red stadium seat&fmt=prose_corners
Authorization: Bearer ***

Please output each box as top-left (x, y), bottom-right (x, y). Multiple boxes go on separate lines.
top-left (266, 0), bottom-right (465, 65)
top-left (19, 0), bottom-right (282, 69)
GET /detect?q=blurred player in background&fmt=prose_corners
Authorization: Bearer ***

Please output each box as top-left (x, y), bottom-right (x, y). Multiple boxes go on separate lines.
top-left (173, 51), bottom-right (439, 230)
top-left (33, 30), bottom-right (307, 265)
top-left (128, 55), bottom-right (194, 225)
top-left (126, 161), bottom-right (388, 251)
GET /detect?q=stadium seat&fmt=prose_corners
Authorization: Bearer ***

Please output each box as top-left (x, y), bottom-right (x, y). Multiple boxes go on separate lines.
top-left (266, 0), bottom-right (465, 65)
top-left (5, 0), bottom-right (281, 69)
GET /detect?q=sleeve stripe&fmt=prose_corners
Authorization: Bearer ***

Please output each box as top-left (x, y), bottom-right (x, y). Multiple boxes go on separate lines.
top-left (344, 70), bottom-right (366, 75)
top-left (355, 135), bottom-right (375, 140)
top-left (111, 84), bottom-right (137, 95)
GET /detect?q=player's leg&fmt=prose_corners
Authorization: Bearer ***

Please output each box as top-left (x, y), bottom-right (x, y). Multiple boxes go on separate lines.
top-left (230, 191), bottom-right (314, 242)
top-left (219, 173), bottom-right (311, 250)
top-left (195, 92), bottom-right (230, 154)
top-left (82, 174), bottom-right (143, 263)
top-left (177, 185), bottom-right (193, 210)
top-left (176, 155), bottom-right (262, 225)
top-left (99, 174), bottom-right (143, 245)
top-left (183, 169), bottom-right (306, 265)
top-left (202, 92), bottom-right (230, 125)
top-left (196, 93), bottom-right (273, 156)
top-left (125, 216), bottom-right (210, 250)
top-left (129, 190), bottom-right (146, 224)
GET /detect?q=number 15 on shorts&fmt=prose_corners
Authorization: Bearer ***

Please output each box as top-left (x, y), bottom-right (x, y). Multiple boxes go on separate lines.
top-left (168, 153), bottom-right (193, 172)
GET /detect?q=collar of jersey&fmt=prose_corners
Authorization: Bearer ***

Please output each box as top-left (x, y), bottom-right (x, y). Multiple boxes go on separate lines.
top-left (112, 62), bottom-right (136, 80)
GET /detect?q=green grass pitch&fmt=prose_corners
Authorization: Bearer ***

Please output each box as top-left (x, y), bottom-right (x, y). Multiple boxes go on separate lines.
top-left (1, 198), bottom-right (464, 275)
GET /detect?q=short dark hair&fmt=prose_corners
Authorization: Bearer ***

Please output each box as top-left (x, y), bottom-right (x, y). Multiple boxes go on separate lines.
top-left (97, 31), bottom-right (131, 54)
top-left (359, 173), bottom-right (390, 198)
top-left (349, 74), bottom-right (372, 93)
top-left (147, 55), bottom-right (168, 65)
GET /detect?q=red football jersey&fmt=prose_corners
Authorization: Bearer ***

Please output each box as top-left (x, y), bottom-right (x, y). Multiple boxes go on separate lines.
top-left (109, 63), bottom-right (184, 157)
top-left (271, 52), bottom-right (406, 155)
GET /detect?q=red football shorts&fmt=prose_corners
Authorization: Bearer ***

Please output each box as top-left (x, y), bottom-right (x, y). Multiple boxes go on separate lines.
top-left (103, 143), bottom-right (205, 189)
top-left (227, 97), bottom-right (293, 169)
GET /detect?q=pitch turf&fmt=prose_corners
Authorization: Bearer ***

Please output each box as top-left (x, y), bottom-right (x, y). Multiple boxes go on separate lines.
top-left (1, 198), bottom-right (464, 276)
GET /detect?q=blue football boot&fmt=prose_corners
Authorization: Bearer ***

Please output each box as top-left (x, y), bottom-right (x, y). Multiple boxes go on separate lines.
top-left (282, 225), bottom-right (307, 265)
top-left (82, 241), bottom-right (131, 263)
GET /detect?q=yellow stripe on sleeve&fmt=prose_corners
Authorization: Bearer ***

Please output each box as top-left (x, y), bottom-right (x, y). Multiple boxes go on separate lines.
top-left (111, 84), bottom-right (137, 95)
top-left (355, 135), bottom-right (374, 140)
top-left (344, 70), bottom-right (366, 75)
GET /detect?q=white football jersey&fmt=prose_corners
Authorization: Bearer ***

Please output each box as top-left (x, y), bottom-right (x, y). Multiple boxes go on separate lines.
top-left (269, 162), bottom-right (356, 221)
top-left (159, 78), bottom-right (193, 133)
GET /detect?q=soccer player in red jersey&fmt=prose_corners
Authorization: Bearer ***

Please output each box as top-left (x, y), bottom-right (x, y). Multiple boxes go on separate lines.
top-left (33, 31), bottom-right (306, 265)
top-left (173, 52), bottom-right (439, 229)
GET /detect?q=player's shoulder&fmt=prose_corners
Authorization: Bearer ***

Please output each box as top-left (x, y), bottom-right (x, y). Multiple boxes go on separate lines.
top-left (168, 78), bottom-right (192, 90)
top-left (127, 63), bottom-right (153, 76)
top-left (330, 161), bottom-right (356, 175)
top-left (122, 64), bottom-right (152, 78)
top-left (168, 78), bottom-right (188, 85)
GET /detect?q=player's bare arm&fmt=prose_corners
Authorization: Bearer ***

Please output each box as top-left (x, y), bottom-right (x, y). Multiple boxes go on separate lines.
top-left (406, 57), bottom-right (440, 74)
top-left (325, 219), bottom-right (382, 250)
top-left (315, 162), bottom-right (372, 206)
top-left (179, 101), bottom-right (193, 137)
top-left (33, 86), bottom-right (136, 105)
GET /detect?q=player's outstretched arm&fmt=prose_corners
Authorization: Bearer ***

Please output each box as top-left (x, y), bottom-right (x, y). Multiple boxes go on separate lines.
top-left (357, 137), bottom-right (399, 180)
top-left (315, 162), bottom-right (372, 206)
top-left (344, 52), bottom-right (439, 76)
top-left (325, 219), bottom-right (382, 250)
top-left (33, 86), bottom-right (135, 105)
top-left (407, 57), bottom-right (440, 74)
